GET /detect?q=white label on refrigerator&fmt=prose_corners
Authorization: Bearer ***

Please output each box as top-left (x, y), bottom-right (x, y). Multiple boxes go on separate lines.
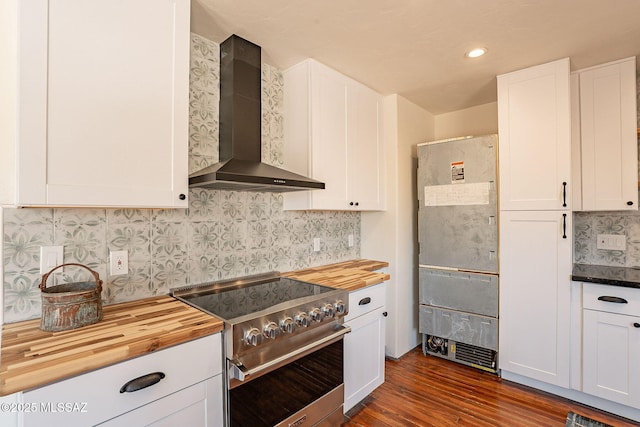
top-left (451, 161), bottom-right (465, 183)
top-left (424, 182), bottom-right (490, 206)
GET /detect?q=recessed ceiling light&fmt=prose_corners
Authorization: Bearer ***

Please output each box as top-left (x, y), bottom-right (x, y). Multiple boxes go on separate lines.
top-left (465, 47), bottom-right (487, 58)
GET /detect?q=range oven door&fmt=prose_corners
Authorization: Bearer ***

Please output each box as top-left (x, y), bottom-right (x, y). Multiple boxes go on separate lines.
top-left (228, 325), bottom-right (349, 427)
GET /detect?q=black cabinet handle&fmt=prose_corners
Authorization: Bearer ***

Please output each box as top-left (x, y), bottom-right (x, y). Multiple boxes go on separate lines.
top-left (355, 202), bottom-right (359, 206)
top-left (562, 182), bottom-right (567, 207)
top-left (634, 323), bottom-right (640, 328)
top-left (383, 311), bottom-right (388, 317)
top-left (358, 297), bottom-right (371, 305)
top-left (627, 201), bottom-right (634, 206)
top-left (349, 202), bottom-right (354, 206)
top-left (562, 213), bottom-right (567, 239)
top-left (120, 372), bottom-right (166, 393)
top-left (597, 296), bottom-right (628, 304)
top-left (179, 194), bottom-right (186, 200)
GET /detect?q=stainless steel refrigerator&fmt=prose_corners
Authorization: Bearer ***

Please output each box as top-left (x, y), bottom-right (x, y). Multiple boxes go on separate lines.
top-left (417, 134), bottom-right (499, 373)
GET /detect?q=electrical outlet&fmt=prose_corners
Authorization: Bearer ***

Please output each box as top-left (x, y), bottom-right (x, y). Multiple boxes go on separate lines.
top-left (110, 250), bottom-right (129, 275)
top-left (313, 238), bottom-right (321, 252)
top-left (596, 234), bottom-right (626, 251)
top-left (40, 246), bottom-right (64, 274)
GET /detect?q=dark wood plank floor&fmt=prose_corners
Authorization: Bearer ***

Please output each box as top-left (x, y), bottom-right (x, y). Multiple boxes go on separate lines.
top-left (343, 346), bottom-right (639, 427)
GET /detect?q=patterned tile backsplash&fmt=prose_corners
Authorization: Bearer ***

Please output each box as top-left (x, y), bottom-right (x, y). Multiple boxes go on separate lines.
top-left (2, 34), bottom-right (360, 323)
top-left (574, 210), bottom-right (640, 267)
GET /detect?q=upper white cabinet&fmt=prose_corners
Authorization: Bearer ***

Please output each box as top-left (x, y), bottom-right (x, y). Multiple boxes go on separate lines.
top-left (4, 0), bottom-right (189, 208)
top-left (497, 58), bottom-right (572, 211)
top-left (283, 59), bottom-right (386, 211)
top-left (574, 57), bottom-right (638, 211)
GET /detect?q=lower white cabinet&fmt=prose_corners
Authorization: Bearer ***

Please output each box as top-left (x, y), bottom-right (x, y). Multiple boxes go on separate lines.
top-left (499, 210), bottom-right (572, 387)
top-left (343, 283), bottom-right (386, 412)
top-left (582, 283), bottom-right (640, 408)
top-left (18, 334), bottom-right (223, 427)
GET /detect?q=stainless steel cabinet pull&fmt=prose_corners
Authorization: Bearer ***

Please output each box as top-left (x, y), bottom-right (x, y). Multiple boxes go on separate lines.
top-left (562, 214), bottom-right (567, 239)
top-left (358, 297), bottom-right (371, 305)
top-left (120, 372), bottom-right (165, 393)
top-left (597, 296), bottom-right (628, 304)
top-left (562, 182), bottom-right (567, 207)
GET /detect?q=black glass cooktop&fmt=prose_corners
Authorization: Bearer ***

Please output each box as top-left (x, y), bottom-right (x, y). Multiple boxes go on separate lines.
top-left (176, 277), bottom-right (333, 320)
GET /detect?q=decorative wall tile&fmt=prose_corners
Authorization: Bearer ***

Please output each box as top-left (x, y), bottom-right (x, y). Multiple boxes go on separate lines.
top-left (2, 33), bottom-right (361, 323)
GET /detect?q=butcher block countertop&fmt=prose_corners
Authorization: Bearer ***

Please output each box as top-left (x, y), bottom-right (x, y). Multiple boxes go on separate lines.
top-left (0, 258), bottom-right (388, 396)
top-left (284, 259), bottom-right (390, 291)
top-left (0, 296), bottom-right (223, 396)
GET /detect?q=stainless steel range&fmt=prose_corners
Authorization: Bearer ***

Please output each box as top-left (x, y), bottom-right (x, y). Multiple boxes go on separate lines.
top-left (171, 272), bottom-right (350, 427)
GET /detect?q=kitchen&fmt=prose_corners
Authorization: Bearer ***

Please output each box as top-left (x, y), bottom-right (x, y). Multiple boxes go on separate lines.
top-left (2, 0), bottom-right (640, 426)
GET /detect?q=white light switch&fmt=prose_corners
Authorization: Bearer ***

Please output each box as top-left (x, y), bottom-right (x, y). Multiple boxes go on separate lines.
top-left (348, 234), bottom-right (354, 247)
top-left (40, 246), bottom-right (64, 274)
top-left (596, 234), bottom-right (626, 251)
top-left (313, 238), bottom-right (321, 252)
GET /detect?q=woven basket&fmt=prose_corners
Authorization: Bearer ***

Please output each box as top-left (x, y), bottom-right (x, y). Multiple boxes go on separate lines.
top-left (39, 263), bottom-right (103, 332)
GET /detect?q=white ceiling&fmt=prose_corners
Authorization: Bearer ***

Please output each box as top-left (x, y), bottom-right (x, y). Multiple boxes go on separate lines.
top-left (191, 0), bottom-right (640, 115)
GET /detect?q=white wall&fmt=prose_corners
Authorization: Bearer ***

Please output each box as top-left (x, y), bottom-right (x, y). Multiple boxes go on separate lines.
top-left (361, 94), bottom-right (434, 359)
top-left (434, 102), bottom-right (498, 140)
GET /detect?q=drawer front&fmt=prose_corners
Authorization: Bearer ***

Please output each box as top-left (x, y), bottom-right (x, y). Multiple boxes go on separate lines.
top-left (583, 283), bottom-right (640, 316)
top-left (23, 334), bottom-right (221, 427)
top-left (419, 305), bottom-right (498, 350)
top-left (345, 283), bottom-right (386, 322)
top-left (419, 268), bottom-right (498, 317)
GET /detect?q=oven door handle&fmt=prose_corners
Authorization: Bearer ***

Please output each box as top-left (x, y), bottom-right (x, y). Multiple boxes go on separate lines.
top-left (229, 325), bottom-right (351, 382)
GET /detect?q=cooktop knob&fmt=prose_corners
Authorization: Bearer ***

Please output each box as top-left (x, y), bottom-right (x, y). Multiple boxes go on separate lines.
top-left (280, 317), bottom-right (296, 334)
top-left (309, 307), bottom-right (324, 322)
top-left (334, 300), bottom-right (346, 315)
top-left (295, 312), bottom-right (311, 328)
top-left (245, 327), bottom-right (263, 346)
top-left (321, 303), bottom-right (335, 318)
top-left (263, 321), bottom-right (279, 340)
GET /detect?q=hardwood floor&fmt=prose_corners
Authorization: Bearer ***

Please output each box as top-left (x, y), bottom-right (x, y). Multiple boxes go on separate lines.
top-left (343, 346), bottom-right (638, 427)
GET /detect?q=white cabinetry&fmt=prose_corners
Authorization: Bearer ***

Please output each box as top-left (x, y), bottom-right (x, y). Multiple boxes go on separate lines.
top-left (499, 211), bottom-right (572, 386)
top-left (582, 283), bottom-right (640, 408)
top-left (497, 58), bottom-right (571, 211)
top-left (574, 57), bottom-right (638, 211)
top-left (19, 335), bottom-right (223, 427)
top-left (283, 59), bottom-right (385, 211)
top-left (4, 0), bottom-right (189, 208)
top-left (343, 283), bottom-right (386, 412)
top-left (497, 58), bottom-right (572, 388)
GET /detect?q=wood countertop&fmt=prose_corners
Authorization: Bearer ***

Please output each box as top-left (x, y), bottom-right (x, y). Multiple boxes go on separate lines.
top-left (0, 296), bottom-right (223, 396)
top-left (284, 259), bottom-right (390, 291)
top-left (0, 258), bottom-right (388, 396)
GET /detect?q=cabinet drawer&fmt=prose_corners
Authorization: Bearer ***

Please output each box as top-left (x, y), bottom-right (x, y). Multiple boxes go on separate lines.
top-left (22, 334), bottom-right (221, 427)
top-left (419, 268), bottom-right (498, 317)
top-left (345, 283), bottom-right (385, 322)
top-left (583, 283), bottom-right (640, 316)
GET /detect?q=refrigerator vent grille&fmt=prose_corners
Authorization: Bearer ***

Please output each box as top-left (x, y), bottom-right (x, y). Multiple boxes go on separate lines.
top-left (454, 342), bottom-right (496, 369)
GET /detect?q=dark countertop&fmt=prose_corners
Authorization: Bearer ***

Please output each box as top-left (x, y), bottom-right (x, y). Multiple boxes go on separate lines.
top-left (572, 263), bottom-right (640, 289)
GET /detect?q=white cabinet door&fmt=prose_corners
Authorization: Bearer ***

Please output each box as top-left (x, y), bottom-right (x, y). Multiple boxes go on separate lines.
top-left (344, 306), bottom-right (385, 412)
top-left (583, 310), bottom-right (640, 408)
top-left (15, 0), bottom-right (189, 208)
top-left (347, 80), bottom-right (385, 210)
top-left (283, 59), bottom-right (385, 211)
top-left (98, 376), bottom-right (223, 427)
top-left (578, 57), bottom-right (638, 211)
top-left (497, 58), bottom-right (571, 211)
top-left (499, 210), bottom-right (572, 387)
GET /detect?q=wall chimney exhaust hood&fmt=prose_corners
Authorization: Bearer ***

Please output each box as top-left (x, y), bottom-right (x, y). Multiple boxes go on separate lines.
top-left (189, 35), bottom-right (325, 193)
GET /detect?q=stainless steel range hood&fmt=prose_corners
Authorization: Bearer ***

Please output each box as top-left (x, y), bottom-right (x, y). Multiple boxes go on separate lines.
top-left (189, 35), bottom-right (325, 193)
